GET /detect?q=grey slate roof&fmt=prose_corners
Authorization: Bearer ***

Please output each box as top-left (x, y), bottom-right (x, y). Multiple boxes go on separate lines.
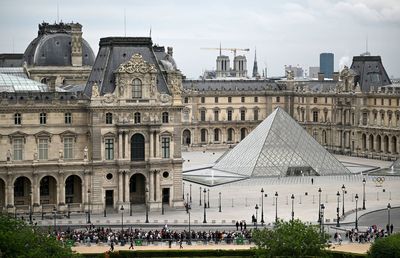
top-left (350, 56), bottom-right (391, 92)
top-left (84, 37), bottom-right (171, 97)
top-left (23, 34), bottom-right (95, 66)
top-left (182, 79), bottom-right (280, 91)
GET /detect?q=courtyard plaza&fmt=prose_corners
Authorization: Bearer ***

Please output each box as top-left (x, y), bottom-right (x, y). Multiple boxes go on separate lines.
top-left (30, 150), bottom-right (399, 234)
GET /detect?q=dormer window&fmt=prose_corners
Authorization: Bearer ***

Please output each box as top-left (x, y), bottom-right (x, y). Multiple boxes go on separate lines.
top-left (105, 112), bottom-right (113, 124)
top-left (132, 79), bottom-right (142, 98)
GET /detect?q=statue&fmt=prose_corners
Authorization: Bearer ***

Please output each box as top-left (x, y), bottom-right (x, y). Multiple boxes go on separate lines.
top-left (33, 152), bottom-right (38, 161)
top-left (92, 83), bottom-right (100, 97)
top-left (59, 149), bottom-right (63, 160)
top-left (6, 149), bottom-right (11, 162)
top-left (84, 146), bottom-right (88, 160)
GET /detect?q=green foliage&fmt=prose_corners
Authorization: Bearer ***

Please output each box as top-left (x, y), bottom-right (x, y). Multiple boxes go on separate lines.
top-left (252, 219), bottom-right (329, 258)
top-left (0, 214), bottom-right (79, 258)
top-left (368, 233), bottom-right (400, 258)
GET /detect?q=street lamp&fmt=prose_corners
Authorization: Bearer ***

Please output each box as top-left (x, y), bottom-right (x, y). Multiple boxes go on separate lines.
top-left (341, 185), bottom-right (346, 217)
top-left (29, 190), bottom-right (33, 224)
top-left (183, 182), bottom-right (185, 200)
top-left (261, 188), bottom-right (265, 225)
top-left (190, 184), bottom-right (192, 203)
top-left (203, 188), bottom-right (207, 223)
top-left (188, 203), bottom-right (192, 245)
top-left (162, 193), bottom-right (165, 215)
top-left (275, 192), bottom-right (278, 223)
top-left (207, 189), bottom-right (210, 208)
top-left (291, 194), bottom-right (295, 221)
top-left (318, 188), bottom-right (322, 222)
top-left (53, 207), bottom-right (57, 234)
top-left (145, 188), bottom-right (149, 223)
top-left (320, 204), bottom-right (325, 234)
top-left (336, 191), bottom-right (340, 227)
top-left (120, 205), bottom-right (124, 232)
top-left (255, 204), bottom-right (259, 229)
top-left (355, 194), bottom-right (359, 230)
top-left (67, 203), bottom-right (71, 219)
top-left (362, 178), bottom-right (366, 210)
top-left (87, 189), bottom-right (91, 224)
top-left (219, 192), bottom-right (222, 212)
top-left (199, 186), bottom-right (202, 206)
top-left (387, 203), bottom-right (391, 235)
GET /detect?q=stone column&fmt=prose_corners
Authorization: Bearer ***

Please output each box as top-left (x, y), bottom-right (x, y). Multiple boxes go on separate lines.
top-left (155, 133), bottom-right (160, 158)
top-left (125, 133), bottom-right (129, 160)
top-left (33, 174), bottom-right (40, 206)
top-left (155, 171), bottom-right (161, 202)
top-left (118, 172), bottom-right (123, 203)
top-left (149, 170), bottom-right (154, 202)
top-left (59, 173), bottom-right (65, 205)
top-left (149, 131), bottom-right (154, 158)
top-left (118, 133), bottom-right (123, 159)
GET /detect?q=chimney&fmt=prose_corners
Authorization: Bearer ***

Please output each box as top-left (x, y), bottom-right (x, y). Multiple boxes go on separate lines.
top-left (167, 47), bottom-right (173, 56)
top-left (332, 72), bottom-right (339, 81)
top-left (318, 72), bottom-right (325, 82)
top-left (70, 23), bottom-right (83, 67)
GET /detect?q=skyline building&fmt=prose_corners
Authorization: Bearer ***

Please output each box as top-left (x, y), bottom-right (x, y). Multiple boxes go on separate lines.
top-left (320, 53), bottom-right (334, 78)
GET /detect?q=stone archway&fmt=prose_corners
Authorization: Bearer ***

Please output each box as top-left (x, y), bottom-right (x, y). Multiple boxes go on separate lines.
top-left (40, 176), bottom-right (58, 205)
top-left (14, 176), bottom-right (32, 206)
top-left (182, 129), bottom-right (191, 145)
top-left (0, 178), bottom-right (5, 210)
top-left (129, 174), bottom-right (146, 204)
top-left (392, 136), bottom-right (398, 154)
top-left (65, 175), bottom-right (82, 204)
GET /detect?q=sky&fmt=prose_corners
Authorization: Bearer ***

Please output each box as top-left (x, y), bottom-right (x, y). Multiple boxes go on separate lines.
top-left (0, 0), bottom-right (399, 79)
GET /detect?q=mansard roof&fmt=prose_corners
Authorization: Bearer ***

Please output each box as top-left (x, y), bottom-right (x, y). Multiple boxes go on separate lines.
top-left (182, 79), bottom-right (280, 91)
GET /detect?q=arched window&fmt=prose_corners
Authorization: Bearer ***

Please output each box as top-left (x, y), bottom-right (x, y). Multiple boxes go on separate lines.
top-left (132, 79), bottom-right (142, 98)
top-left (227, 128), bottom-right (234, 142)
top-left (201, 129), bottom-right (207, 143)
top-left (134, 112), bottom-right (141, 124)
top-left (214, 128), bottom-right (220, 142)
top-left (41, 78), bottom-right (47, 84)
top-left (162, 112), bottom-right (169, 123)
top-left (105, 112), bottom-right (113, 124)
top-left (240, 128), bottom-right (247, 140)
top-left (131, 134), bottom-right (145, 161)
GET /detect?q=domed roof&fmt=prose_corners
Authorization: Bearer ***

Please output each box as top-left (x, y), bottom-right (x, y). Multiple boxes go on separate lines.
top-left (23, 22), bottom-right (95, 67)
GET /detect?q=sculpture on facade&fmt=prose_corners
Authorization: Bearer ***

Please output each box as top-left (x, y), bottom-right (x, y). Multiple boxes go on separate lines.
top-left (84, 146), bottom-right (88, 160)
top-left (6, 149), bottom-right (11, 162)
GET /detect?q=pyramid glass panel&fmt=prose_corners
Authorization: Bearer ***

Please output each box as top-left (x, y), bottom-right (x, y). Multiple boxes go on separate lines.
top-left (212, 107), bottom-right (350, 177)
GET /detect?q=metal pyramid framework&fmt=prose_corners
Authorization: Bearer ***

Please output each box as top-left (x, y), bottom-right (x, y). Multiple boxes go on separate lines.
top-left (213, 107), bottom-right (351, 177)
top-left (392, 158), bottom-right (400, 170)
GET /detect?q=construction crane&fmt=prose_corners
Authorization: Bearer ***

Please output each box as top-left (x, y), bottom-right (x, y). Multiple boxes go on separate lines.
top-left (201, 47), bottom-right (250, 57)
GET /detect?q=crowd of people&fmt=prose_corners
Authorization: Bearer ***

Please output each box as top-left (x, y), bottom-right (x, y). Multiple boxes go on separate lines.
top-left (54, 224), bottom-right (253, 247)
top-left (341, 224), bottom-right (395, 244)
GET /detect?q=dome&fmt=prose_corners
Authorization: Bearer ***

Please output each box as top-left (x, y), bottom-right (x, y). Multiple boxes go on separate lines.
top-left (23, 22), bottom-right (95, 67)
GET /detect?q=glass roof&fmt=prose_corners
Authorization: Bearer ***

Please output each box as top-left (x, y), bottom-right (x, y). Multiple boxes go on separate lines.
top-left (213, 107), bottom-right (351, 177)
top-left (0, 73), bottom-right (48, 92)
top-left (0, 67), bottom-right (28, 78)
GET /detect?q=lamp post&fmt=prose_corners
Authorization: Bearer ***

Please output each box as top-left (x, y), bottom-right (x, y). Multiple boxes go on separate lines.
top-left (336, 191), bottom-right (340, 227)
top-left (207, 189), bottom-right (210, 208)
top-left (87, 189), bottom-right (91, 224)
top-left (261, 188), bottom-right (264, 225)
top-left (362, 178), bottom-right (366, 210)
top-left (183, 182), bottom-right (185, 200)
top-left (275, 191), bottom-right (278, 223)
top-left (199, 186), bottom-right (202, 206)
top-left (28, 190), bottom-right (33, 224)
top-left (203, 188), bottom-right (207, 223)
top-left (120, 205), bottom-right (124, 232)
top-left (355, 194), bottom-right (359, 230)
top-left (341, 184), bottom-right (346, 217)
top-left (218, 192), bottom-right (221, 212)
top-left (387, 203), bottom-right (391, 235)
top-left (67, 203), bottom-right (71, 219)
top-left (188, 204), bottom-right (191, 245)
top-left (145, 188), bottom-right (149, 223)
top-left (291, 194), bottom-right (295, 221)
top-left (162, 193), bottom-right (165, 215)
top-left (320, 204), bottom-right (325, 234)
top-left (255, 204), bottom-right (259, 229)
top-left (190, 184), bottom-right (192, 203)
top-left (53, 207), bottom-right (57, 234)
top-left (104, 194), bottom-right (107, 217)
top-left (318, 188), bottom-right (322, 222)
top-left (130, 200), bottom-right (132, 216)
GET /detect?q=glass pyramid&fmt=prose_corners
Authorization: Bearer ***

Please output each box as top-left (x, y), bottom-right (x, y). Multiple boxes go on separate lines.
top-left (213, 107), bottom-right (351, 177)
top-left (392, 158), bottom-right (400, 170)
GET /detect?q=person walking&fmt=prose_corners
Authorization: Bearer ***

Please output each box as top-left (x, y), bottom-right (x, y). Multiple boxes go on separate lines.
top-left (110, 242), bottom-right (114, 252)
top-left (240, 221), bottom-right (243, 231)
top-left (179, 239), bottom-right (183, 249)
top-left (244, 221), bottom-right (247, 230)
top-left (129, 239), bottom-right (134, 250)
top-left (236, 221), bottom-right (239, 231)
top-left (390, 224), bottom-right (394, 234)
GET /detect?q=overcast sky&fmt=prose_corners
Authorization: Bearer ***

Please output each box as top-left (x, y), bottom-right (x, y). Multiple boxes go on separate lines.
top-left (1, 0), bottom-right (399, 78)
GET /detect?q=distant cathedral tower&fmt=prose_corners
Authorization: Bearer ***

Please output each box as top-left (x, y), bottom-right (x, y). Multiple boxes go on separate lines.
top-left (252, 48), bottom-right (259, 78)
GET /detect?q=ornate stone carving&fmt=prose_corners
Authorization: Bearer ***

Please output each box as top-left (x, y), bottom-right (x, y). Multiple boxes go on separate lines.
top-left (117, 53), bottom-right (157, 74)
top-left (160, 94), bottom-right (171, 103)
top-left (92, 83), bottom-right (100, 97)
top-left (102, 93), bottom-right (115, 104)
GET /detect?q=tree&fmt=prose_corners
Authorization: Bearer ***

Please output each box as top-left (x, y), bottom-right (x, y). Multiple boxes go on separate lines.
top-left (368, 233), bottom-right (400, 258)
top-left (0, 215), bottom-right (79, 258)
top-left (252, 219), bottom-right (329, 258)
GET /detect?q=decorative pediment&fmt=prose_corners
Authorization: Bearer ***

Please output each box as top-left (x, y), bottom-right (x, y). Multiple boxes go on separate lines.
top-left (8, 131), bottom-right (28, 143)
top-left (59, 130), bottom-right (77, 142)
top-left (34, 131), bottom-right (52, 143)
top-left (102, 132), bottom-right (117, 142)
top-left (116, 53), bottom-right (157, 74)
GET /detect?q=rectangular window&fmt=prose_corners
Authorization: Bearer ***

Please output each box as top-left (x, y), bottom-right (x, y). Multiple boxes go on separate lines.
top-left (40, 113), bottom-right (47, 124)
top-left (389, 99), bottom-right (392, 106)
top-left (215, 97), bottom-right (218, 103)
top-left (228, 97), bottom-right (232, 103)
top-left (325, 97), bottom-right (328, 104)
top-left (200, 110), bottom-right (206, 121)
top-left (161, 137), bottom-right (170, 159)
top-left (227, 110), bottom-right (232, 121)
top-left (241, 97), bottom-right (245, 103)
top-left (374, 98), bottom-right (377, 105)
top-left (276, 96), bottom-right (280, 103)
top-left (64, 137), bottom-right (73, 160)
top-left (106, 113), bottom-right (113, 124)
top-left (13, 138), bottom-right (23, 161)
top-left (105, 138), bottom-right (114, 160)
top-left (38, 138), bottom-right (48, 160)
top-left (254, 96), bottom-right (258, 103)
top-left (201, 97), bottom-right (205, 103)
top-left (381, 98), bottom-right (384, 105)
top-left (254, 109), bottom-right (259, 121)
top-left (14, 113), bottom-right (21, 125)
top-left (313, 111), bottom-right (318, 122)
top-left (65, 112), bottom-right (72, 124)
top-left (214, 110), bottom-right (219, 121)
top-left (314, 97), bottom-right (318, 104)
top-left (240, 110), bottom-right (245, 121)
